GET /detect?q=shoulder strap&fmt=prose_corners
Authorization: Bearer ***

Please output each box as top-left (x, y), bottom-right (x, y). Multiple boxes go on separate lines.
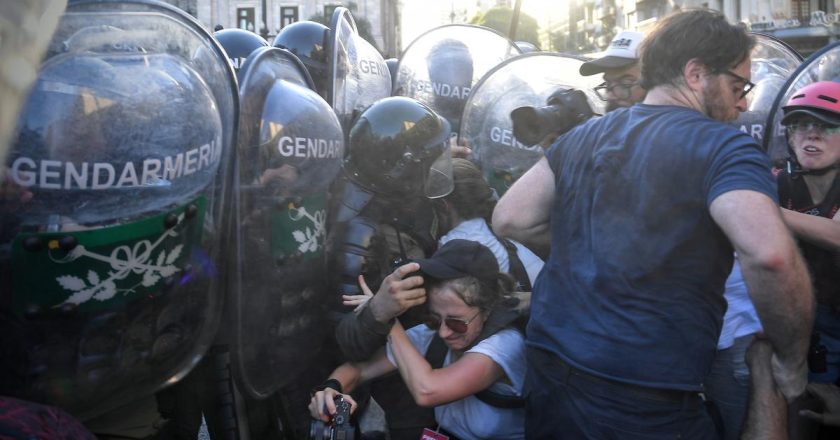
top-left (425, 333), bottom-right (448, 369)
top-left (497, 237), bottom-right (532, 292)
top-left (424, 334), bottom-right (525, 409)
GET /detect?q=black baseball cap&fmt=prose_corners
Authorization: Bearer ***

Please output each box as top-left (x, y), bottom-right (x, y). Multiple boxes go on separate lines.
top-left (415, 239), bottom-right (498, 283)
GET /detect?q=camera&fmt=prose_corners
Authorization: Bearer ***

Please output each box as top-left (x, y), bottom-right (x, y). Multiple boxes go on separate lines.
top-left (309, 395), bottom-right (355, 440)
top-left (510, 88), bottom-right (596, 146)
top-left (390, 256), bottom-right (423, 282)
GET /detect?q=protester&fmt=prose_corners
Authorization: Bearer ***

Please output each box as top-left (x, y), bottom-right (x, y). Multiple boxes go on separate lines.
top-left (493, 9), bottom-right (814, 438)
top-left (777, 81), bottom-right (840, 384)
top-left (580, 30), bottom-right (647, 112)
top-left (311, 240), bottom-right (526, 440)
top-left (434, 158), bottom-right (543, 288)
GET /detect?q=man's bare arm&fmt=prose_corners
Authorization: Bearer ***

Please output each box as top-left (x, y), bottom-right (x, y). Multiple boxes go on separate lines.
top-left (491, 157), bottom-right (555, 256)
top-left (710, 190), bottom-right (814, 400)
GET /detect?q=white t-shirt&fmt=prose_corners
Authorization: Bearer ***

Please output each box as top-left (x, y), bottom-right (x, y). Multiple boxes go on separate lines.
top-left (386, 325), bottom-right (526, 440)
top-left (717, 255), bottom-right (763, 349)
top-left (439, 218), bottom-right (544, 287)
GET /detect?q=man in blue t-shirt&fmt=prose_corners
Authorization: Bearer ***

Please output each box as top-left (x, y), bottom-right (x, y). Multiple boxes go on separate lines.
top-left (493, 9), bottom-right (814, 439)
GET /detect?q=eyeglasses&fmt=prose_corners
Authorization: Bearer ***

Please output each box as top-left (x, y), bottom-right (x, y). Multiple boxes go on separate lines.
top-left (787, 120), bottom-right (840, 135)
top-left (594, 80), bottom-right (639, 101)
top-left (424, 310), bottom-right (482, 334)
top-left (716, 70), bottom-right (755, 100)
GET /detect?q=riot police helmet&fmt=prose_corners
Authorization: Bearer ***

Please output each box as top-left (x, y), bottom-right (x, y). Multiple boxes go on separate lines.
top-left (272, 21), bottom-right (329, 96)
top-left (345, 97), bottom-right (453, 198)
top-left (214, 28), bottom-right (269, 72)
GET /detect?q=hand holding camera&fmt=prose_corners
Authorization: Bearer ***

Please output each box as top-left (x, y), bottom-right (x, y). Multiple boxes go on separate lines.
top-left (308, 380), bottom-right (356, 420)
top-left (309, 392), bottom-right (356, 440)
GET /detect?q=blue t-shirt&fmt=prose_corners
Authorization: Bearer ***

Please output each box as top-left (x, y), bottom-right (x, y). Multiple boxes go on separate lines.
top-left (529, 104), bottom-right (776, 391)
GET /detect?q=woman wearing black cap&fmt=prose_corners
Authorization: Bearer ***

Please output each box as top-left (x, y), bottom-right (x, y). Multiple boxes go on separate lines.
top-left (309, 239), bottom-right (526, 439)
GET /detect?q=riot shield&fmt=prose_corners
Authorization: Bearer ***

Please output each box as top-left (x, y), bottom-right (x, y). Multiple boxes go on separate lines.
top-left (1, 0), bottom-right (237, 420)
top-left (234, 47), bottom-right (344, 398)
top-left (764, 40), bottom-right (840, 163)
top-left (729, 33), bottom-right (802, 150)
top-left (459, 53), bottom-right (604, 196)
top-left (328, 7), bottom-right (391, 134)
top-left (393, 24), bottom-right (522, 134)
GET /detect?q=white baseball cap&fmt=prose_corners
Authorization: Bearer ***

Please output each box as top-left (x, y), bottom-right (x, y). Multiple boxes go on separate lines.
top-left (579, 31), bottom-right (644, 76)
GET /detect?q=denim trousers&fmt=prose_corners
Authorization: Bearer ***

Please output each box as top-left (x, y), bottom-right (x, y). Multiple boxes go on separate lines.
top-left (704, 334), bottom-right (754, 440)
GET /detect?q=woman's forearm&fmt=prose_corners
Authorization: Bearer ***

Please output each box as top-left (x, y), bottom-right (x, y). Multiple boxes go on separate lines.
top-left (329, 363), bottom-right (363, 394)
top-left (388, 322), bottom-right (438, 404)
top-left (781, 208), bottom-right (840, 252)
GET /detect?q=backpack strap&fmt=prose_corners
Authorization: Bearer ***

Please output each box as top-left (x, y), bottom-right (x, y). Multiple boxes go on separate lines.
top-left (424, 334), bottom-right (525, 409)
top-left (492, 233), bottom-right (532, 292)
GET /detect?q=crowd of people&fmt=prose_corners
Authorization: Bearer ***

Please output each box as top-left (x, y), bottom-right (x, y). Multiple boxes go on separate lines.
top-left (3, 3), bottom-right (840, 440)
top-left (307, 8), bottom-right (840, 440)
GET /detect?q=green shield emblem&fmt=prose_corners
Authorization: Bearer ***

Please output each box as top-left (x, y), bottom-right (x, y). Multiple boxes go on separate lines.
top-left (11, 197), bottom-right (206, 316)
top-left (270, 193), bottom-right (327, 262)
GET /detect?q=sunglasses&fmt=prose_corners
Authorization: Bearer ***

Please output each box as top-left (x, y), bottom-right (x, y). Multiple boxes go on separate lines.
top-left (593, 80), bottom-right (639, 101)
top-left (787, 120), bottom-right (840, 135)
top-left (715, 69), bottom-right (755, 100)
top-left (424, 310), bottom-right (482, 334)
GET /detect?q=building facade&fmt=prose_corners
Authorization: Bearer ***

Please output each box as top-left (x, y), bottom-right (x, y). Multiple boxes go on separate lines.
top-left (162, 0), bottom-right (399, 57)
top-left (557, 0), bottom-right (839, 57)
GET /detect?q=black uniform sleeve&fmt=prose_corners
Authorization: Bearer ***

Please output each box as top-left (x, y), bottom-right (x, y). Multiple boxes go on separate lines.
top-left (334, 306), bottom-right (394, 361)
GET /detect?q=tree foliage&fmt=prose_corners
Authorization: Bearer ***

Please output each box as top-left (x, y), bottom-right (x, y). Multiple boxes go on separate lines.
top-left (470, 6), bottom-right (540, 49)
top-left (308, 2), bottom-right (379, 52)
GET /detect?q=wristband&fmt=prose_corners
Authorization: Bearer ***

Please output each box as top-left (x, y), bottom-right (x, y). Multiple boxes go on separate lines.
top-left (311, 378), bottom-right (343, 397)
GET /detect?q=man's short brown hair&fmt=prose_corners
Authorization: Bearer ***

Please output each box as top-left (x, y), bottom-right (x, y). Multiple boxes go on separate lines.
top-left (639, 9), bottom-right (754, 90)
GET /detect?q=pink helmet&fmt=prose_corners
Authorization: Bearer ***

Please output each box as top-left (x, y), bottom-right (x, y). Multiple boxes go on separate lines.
top-left (781, 81), bottom-right (840, 126)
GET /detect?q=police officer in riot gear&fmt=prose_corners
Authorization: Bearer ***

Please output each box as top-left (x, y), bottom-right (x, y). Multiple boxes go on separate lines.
top-left (393, 25), bottom-right (521, 136)
top-left (273, 21), bottom-right (330, 99)
top-left (0, 0), bottom-right (237, 437)
top-left (214, 28), bottom-right (269, 75)
top-left (328, 96), bottom-right (453, 440)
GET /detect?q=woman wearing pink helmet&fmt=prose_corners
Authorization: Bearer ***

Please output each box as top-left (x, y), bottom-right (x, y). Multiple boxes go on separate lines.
top-left (779, 80), bottom-right (840, 384)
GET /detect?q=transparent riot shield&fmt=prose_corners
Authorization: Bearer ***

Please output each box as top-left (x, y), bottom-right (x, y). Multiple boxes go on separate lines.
top-left (459, 53), bottom-right (604, 196)
top-left (729, 33), bottom-right (802, 149)
top-left (328, 7), bottom-right (391, 134)
top-left (1, 0), bottom-right (237, 420)
top-left (393, 24), bottom-right (522, 134)
top-left (234, 47), bottom-right (344, 398)
top-left (764, 40), bottom-right (840, 163)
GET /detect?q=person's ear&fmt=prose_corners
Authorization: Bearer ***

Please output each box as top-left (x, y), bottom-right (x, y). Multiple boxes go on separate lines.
top-left (683, 58), bottom-right (707, 92)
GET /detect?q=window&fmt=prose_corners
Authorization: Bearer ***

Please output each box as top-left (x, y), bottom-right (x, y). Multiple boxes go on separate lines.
top-left (791, 0), bottom-right (810, 22)
top-left (237, 7), bottom-right (255, 31)
top-left (280, 6), bottom-right (298, 29)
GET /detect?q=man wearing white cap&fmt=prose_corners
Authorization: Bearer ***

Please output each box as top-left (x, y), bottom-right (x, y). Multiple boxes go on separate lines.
top-left (580, 30), bottom-right (647, 112)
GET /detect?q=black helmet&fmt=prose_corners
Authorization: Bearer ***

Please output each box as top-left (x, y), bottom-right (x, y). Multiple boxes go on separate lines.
top-left (214, 28), bottom-right (269, 72)
top-left (272, 21), bottom-right (329, 96)
top-left (345, 97), bottom-right (453, 198)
